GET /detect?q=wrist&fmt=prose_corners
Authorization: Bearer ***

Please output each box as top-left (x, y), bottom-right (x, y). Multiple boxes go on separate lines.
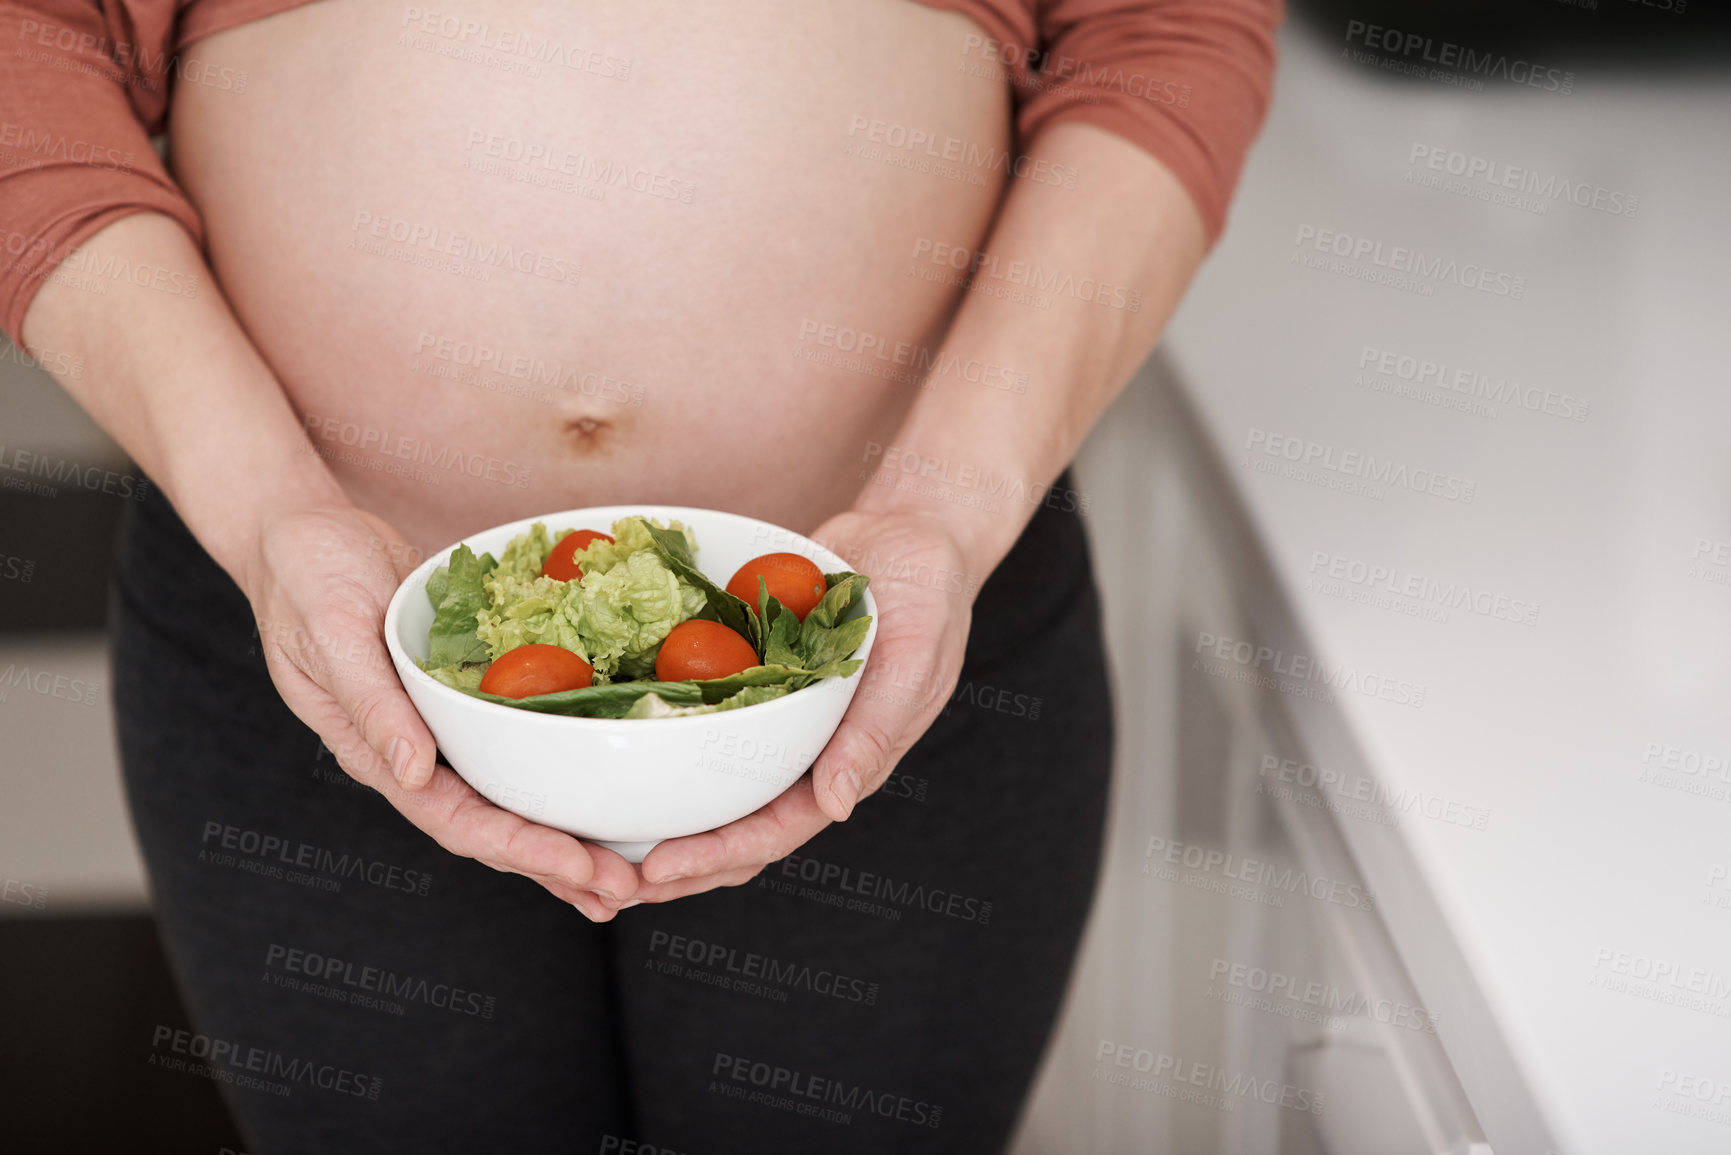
top-left (177, 447), bottom-right (352, 600)
top-left (851, 463), bottom-right (1031, 581)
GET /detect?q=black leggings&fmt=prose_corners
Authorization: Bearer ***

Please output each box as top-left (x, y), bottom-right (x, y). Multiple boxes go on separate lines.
top-left (111, 478), bottom-right (1113, 1155)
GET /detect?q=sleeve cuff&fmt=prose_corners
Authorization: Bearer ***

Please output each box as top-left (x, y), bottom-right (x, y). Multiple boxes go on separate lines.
top-left (1, 176), bottom-right (205, 348)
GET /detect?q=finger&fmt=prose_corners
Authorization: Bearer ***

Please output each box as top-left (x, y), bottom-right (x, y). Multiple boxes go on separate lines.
top-left (640, 776), bottom-right (831, 885)
top-left (502, 871), bottom-right (627, 918)
top-left (810, 636), bottom-right (942, 822)
top-left (285, 676), bottom-right (640, 905)
top-left (520, 872), bottom-right (619, 908)
top-left (266, 606), bottom-right (442, 791)
top-left (274, 683), bottom-right (617, 897)
top-left (476, 860), bottom-right (637, 910)
top-left (485, 845), bottom-right (639, 908)
top-left (386, 766), bottom-right (640, 903)
top-left (269, 674), bottom-right (395, 788)
top-left (629, 864), bottom-right (765, 904)
top-left (571, 892), bottom-right (617, 922)
top-left (572, 841), bottom-right (643, 905)
top-left (323, 642), bottom-right (441, 791)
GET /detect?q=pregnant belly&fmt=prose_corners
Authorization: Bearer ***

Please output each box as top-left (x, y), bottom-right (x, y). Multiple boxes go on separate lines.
top-left (169, 0), bottom-right (1009, 553)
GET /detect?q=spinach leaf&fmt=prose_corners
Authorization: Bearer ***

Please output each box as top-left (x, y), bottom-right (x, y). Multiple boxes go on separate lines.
top-left (642, 523), bottom-right (762, 657)
top-left (469, 661), bottom-right (831, 717)
top-left (427, 545), bottom-right (496, 666)
top-left (692, 664), bottom-right (819, 702)
top-left (806, 572), bottom-right (869, 631)
top-left (762, 592), bottom-right (804, 669)
top-left (756, 576), bottom-right (784, 642)
top-left (800, 615), bottom-right (872, 673)
top-left (805, 656), bottom-right (864, 680)
top-left (467, 679), bottom-right (706, 718)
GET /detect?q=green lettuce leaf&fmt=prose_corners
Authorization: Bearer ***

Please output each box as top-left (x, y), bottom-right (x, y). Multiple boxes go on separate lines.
top-left (421, 661), bottom-right (488, 693)
top-left (492, 522), bottom-right (562, 584)
top-left (425, 566), bottom-right (450, 610)
top-left (475, 573), bottom-right (585, 660)
top-left (570, 515), bottom-right (696, 577)
top-left (574, 548), bottom-right (708, 680)
top-left (426, 545), bottom-right (497, 666)
top-left (471, 517), bottom-right (707, 679)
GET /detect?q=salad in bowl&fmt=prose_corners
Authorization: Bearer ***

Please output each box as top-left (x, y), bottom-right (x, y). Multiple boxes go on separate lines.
top-left (418, 514), bottom-right (872, 718)
top-left (381, 506), bottom-right (877, 860)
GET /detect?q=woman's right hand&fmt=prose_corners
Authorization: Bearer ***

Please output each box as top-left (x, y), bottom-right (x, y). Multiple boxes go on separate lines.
top-left (239, 502), bottom-right (641, 921)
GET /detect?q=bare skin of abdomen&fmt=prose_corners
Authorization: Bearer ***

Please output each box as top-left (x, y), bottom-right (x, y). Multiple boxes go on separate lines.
top-left (169, 0), bottom-right (1007, 555)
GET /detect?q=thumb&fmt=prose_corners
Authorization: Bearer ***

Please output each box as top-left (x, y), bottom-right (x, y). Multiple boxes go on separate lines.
top-left (314, 626), bottom-right (440, 791)
top-left (811, 662), bottom-right (929, 821)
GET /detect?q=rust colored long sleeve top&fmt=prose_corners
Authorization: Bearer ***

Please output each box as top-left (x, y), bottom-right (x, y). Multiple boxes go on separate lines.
top-left (0, 0), bottom-right (1280, 344)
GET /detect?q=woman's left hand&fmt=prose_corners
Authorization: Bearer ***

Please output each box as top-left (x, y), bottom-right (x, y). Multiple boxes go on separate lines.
top-left (630, 506), bottom-right (977, 902)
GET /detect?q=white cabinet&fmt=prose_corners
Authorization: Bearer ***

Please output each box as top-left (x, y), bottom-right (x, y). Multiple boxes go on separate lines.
top-left (1011, 356), bottom-right (1493, 1155)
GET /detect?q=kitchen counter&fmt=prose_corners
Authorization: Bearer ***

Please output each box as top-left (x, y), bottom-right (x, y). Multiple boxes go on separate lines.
top-left (1161, 20), bottom-right (1731, 1155)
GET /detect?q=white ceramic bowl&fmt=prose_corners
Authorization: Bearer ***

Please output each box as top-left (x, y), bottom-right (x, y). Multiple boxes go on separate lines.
top-left (382, 505), bottom-right (876, 862)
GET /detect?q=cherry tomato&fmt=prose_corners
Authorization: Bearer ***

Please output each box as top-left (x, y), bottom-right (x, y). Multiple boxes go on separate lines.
top-left (541, 529), bottom-right (614, 582)
top-left (478, 644), bottom-right (593, 699)
top-left (726, 552), bottom-right (826, 621)
top-left (654, 620), bottom-right (759, 682)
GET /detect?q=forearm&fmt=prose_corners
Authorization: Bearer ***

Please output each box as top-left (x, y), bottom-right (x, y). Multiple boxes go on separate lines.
top-left (18, 211), bottom-right (348, 590)
top-left (854, 121), bottom-right (1209, 576)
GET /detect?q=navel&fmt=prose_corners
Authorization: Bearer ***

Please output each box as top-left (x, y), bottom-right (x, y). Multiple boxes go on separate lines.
top-left (561, 414), bottom-right (613, 453)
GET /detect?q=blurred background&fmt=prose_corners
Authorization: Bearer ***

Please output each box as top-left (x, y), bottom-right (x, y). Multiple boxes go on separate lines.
top-left (4, 1), bottom-right (1729, 1151)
